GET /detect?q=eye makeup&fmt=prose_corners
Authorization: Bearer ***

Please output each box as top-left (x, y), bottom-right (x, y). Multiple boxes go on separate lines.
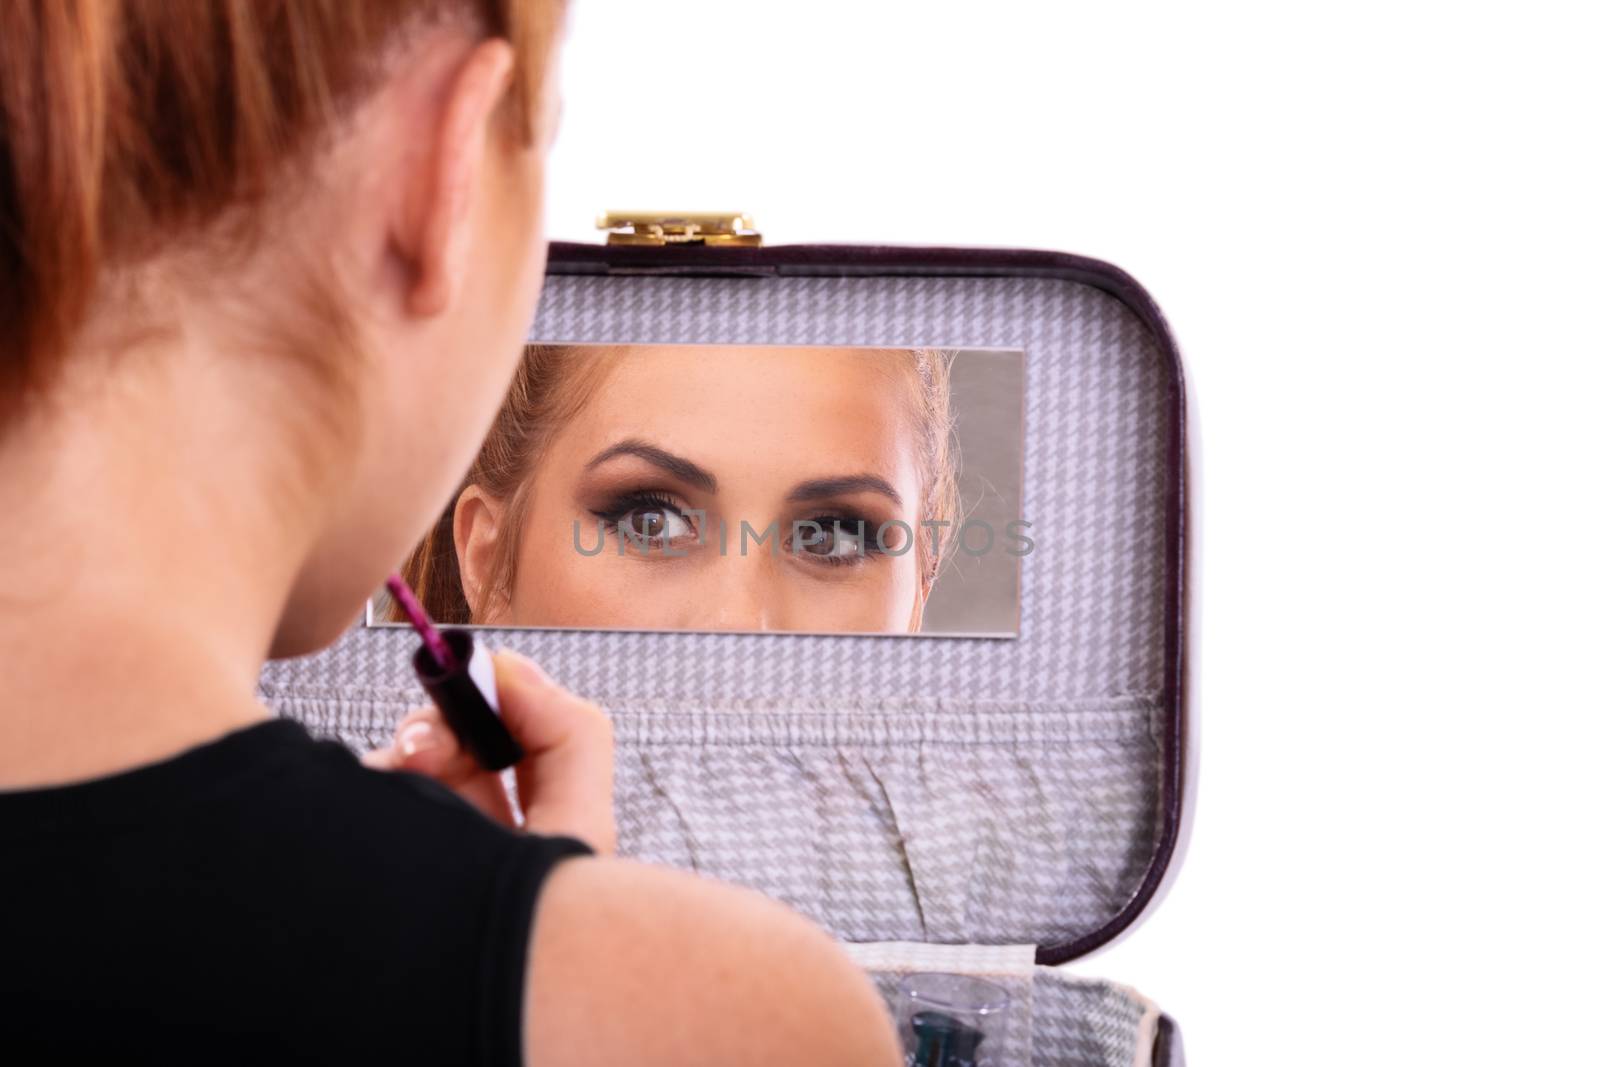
top-left (578, 472), bottom-right (909, 568)
top-left (573, 445), bottom-right (913, 570)
top-left (587, 487), bottom-right (701, 551)
top-left (787, 513), bottom-right (889, 567)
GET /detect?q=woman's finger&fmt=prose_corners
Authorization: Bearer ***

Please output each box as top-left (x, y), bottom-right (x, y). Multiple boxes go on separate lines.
top-left (360, 744), bottom-right (402, 771)
top-left (385, 707), bottom-right (518, 826)
top-left (492, 651), bottom-right (616, 853)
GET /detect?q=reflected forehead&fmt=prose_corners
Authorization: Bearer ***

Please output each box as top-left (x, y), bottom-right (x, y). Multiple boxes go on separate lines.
top-left (565, 346), bottom-right (919, 479)
top-left (590, 345), bottom-right (908, 421)
top-left (579, 347), bottom-right (908, 438)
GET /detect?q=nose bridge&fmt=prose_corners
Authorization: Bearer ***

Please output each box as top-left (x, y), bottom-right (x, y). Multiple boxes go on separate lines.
top-left (704, 522), bottom-right (783, 631)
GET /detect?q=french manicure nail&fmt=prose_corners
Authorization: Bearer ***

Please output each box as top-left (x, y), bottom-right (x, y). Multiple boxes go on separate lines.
top-left (398, 720), bottom-right (440, 758)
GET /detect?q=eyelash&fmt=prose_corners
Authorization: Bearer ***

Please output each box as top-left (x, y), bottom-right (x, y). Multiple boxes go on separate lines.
top-left (791, 514), bottom-right (885, 567)
top-left (590, 491), bottom-right (695, 544)
top-left (587, 496), bottom-right (887, 565)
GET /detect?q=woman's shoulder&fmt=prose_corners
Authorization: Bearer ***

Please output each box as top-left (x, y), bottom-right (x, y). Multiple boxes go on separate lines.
top-left (0, 716), bottom-right (594, 1064)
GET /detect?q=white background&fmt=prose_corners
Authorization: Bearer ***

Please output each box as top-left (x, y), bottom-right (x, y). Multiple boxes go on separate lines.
top-left (543, 3), bottom-right (1598, 1063)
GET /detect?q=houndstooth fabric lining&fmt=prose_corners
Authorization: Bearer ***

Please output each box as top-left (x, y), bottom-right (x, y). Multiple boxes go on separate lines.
top-left (258, 271), bottom-right (1175, 951)
top-left (1032, 970), bottom-right (1155, 1067)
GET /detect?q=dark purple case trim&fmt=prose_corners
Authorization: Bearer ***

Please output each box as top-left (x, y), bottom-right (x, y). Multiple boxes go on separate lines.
top-left (545, 241), bottom-right (1190, 967)
top-left (1153, 1015), bottom-right (1186, 1067)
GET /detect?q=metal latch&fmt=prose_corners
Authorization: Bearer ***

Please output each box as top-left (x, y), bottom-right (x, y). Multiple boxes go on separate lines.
top-left (596, 211), bottom-right (762, 247)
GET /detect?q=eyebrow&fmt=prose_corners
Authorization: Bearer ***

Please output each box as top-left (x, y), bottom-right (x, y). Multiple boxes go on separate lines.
top-left (583, 440), bottom-right (902, 507)
top-left (584, 438), bottom-right (717, 492)
top-left (786, 474), bottom-right (903, 508)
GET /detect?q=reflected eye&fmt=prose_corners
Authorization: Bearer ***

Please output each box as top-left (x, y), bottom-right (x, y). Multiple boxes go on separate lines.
top-left (792, 518), bottom-right (881, 566)
top-left (616, 506), bottom-right (693, 543)
top-left (592, 491), bottom-right (697, 551)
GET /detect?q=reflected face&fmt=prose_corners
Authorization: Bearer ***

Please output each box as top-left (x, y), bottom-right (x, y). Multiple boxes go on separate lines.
top-left (475, 346), bottom-right (928, 632)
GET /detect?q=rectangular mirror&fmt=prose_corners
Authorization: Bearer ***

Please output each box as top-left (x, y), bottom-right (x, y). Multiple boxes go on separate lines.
top-left (368, 343), bottom-right (1025, 636)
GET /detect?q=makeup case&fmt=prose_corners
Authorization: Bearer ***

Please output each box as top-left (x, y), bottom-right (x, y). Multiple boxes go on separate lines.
top-left (258, 217), bottom-right (1194, 1067)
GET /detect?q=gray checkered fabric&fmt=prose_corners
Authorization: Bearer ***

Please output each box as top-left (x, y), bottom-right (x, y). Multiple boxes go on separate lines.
top-left (1032, 970), bottom-right (1152, 1067)
top-left (258, 272), bottom-right (1175, 955)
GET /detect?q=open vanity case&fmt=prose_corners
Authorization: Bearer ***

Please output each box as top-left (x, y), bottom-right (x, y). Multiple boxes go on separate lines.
top-left (258, 213), bottom-right (1194, 1066)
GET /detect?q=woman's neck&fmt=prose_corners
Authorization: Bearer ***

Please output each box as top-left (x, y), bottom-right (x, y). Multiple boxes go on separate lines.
top-left (0, 333), bottom-right (323, 789)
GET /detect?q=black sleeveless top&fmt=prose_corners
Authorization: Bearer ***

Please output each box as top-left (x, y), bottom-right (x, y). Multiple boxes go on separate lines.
top-left (0, 718), bottom-right (594, 1065)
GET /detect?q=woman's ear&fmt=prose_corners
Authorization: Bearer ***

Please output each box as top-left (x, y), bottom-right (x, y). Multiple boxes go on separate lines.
top-left (394, 38), bottom-right (516, 318)
top-left (453, 484), bottom-right (507, 622)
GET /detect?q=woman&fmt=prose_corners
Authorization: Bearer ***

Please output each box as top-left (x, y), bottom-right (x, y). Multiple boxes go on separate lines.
top-left (0, 3), bottom-right (898, 1064)
top-left (402, 343), bottom-right (961, 632)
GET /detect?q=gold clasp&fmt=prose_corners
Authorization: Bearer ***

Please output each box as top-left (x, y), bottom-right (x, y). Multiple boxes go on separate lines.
top-left (596, 210), bottom-right (762, 248)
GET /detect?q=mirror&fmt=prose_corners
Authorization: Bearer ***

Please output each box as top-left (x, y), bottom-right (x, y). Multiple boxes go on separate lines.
top-left (368, 343), bottom-right (1025, 636)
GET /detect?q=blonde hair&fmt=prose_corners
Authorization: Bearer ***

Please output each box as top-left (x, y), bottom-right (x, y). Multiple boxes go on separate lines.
top-left (905, 346), bottom-right (963, 584)
top-left (399, 344), bottom-right (962, 622)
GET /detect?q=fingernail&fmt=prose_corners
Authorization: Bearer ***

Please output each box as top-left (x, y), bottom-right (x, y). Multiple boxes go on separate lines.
top-left (398, 720), bottom-right (440, 758)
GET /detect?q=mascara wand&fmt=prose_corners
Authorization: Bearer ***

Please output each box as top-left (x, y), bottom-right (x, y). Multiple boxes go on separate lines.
top-left (385, 573), bottom-right (523, 771)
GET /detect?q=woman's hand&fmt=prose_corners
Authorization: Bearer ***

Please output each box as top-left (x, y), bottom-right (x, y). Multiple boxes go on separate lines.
top-left (363, 651), bottom-right (616, 854)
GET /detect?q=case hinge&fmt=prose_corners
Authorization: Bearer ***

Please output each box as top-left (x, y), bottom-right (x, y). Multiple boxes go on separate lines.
top-left (596, 210), bottom-right (762, 248)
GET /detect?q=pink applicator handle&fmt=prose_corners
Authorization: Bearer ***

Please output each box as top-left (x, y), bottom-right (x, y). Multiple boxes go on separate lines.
top-left (385, 574), bottom-right (458, 673)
